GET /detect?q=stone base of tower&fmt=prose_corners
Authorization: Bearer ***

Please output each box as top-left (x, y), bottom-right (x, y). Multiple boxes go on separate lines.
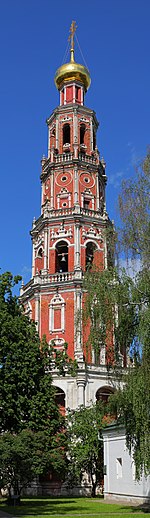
top-left (21, 364), bottom-right (115, 497)
top-left (23, 478), bottom-right (96, 498)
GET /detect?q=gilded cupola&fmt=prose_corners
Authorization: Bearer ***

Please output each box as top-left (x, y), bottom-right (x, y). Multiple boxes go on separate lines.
top-left (54, 21), bottom-right (91, 92)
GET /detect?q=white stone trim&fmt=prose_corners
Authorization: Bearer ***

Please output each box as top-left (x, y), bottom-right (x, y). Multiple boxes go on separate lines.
top-left (49, 337), bottom-right (65, 348)
top-left (51, 237), bottom-right (71, 248)
top-left (49, 292), bottom-right (65, 333)
top-left (84, 238), bottom-right (101, 250)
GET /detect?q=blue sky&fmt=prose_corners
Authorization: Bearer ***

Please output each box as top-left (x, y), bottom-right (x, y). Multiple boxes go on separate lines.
top-left (0, 0), bottom-right (149, 286)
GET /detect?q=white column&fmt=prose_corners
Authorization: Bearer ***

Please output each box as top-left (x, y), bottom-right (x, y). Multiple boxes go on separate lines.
top-left (74, 288), bottom-right (82, 357)
top-left (81, 87), bottom-right (84, 105)
top-left (48, 126), bottom-right (50, 158)
top-left (41, 182), bottom-right (44, 213)
top-left (64, 87), bottom-right (66, 105)
top-left (73, 110), bottom-right (78, 158)
top-left (35, 292), bottom-right (40, 332)
top-left (73, 110), bottom-right (78, 142)
top-left (74, 166), bottom-right (79, 205)
top-left (74, 222), bottom-right (80, 268)
top-left (90, 118), bottom-right (93, 151)
top-left (44, 226), bottom-right (48, 271)
top-left (50, 170), bottom-right (54, 208)
top-left (100, 344), bottom-right (106, 365)
top-left (96, 173), bottom-right (100, 210)
top-left (61, 302), bottom-right (65, 333)
top-left (32, 239), bottom-right (35, 278)
top-left (77, 379), bottom-right (85, 407)
top-left (56, 117), bottom-right (59, 149)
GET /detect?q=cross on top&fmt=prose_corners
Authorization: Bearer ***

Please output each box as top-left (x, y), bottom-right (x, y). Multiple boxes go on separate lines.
top-left (68, 20), bottom-right (77, 50)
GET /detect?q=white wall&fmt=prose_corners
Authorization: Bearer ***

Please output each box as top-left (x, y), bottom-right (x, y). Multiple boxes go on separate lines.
top-left (103, 425), bottom-right (150, 504)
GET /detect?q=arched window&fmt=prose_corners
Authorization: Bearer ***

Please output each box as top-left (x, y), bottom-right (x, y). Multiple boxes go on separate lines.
top-left (96, 386), bottom-right (115, 404)
top-left (55, 387), bottom-right (65, 415)
top-left (37, 247), bottom-right (43, 258)
top-left (55, 240), bottom-right (68, 273)
top-left (63, 124), bottom-right (70, 145)
top-left (86, 242), bottom-right (97, 270)
top-left (80, 124), bottom-right (86, 145)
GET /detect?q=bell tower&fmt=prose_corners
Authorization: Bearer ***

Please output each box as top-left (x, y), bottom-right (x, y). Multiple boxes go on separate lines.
top-left (21, 22), bottom-right (114, 410)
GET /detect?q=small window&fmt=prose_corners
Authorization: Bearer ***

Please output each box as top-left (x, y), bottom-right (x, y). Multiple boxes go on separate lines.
top-left (83, 198), bottom-right (90, 210)
top-left (84, 177), bottom-right (90, 183)
top-left (38, 247), bottom-right (43, 258)
top-left (116, 458), bottom-right (122, 479)
top-left (61, 176), bottom-right (67, 182)
top-left (62, 202), bottom-right (67, 207)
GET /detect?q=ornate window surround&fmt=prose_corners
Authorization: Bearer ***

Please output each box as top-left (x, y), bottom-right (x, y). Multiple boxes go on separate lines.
top-left (49, 292), bottom-right (65, 333)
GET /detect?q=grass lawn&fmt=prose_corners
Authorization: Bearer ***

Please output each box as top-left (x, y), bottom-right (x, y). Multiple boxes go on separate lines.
top-left (0, 497), bottom-right (150, 518)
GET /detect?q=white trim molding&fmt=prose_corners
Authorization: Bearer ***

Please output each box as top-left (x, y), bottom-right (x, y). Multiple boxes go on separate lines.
top-left (49, 292), bottom-right (65, 333)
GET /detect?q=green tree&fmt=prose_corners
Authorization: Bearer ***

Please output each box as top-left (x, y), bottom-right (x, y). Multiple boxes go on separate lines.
top-left (0, 272), bottom-right (59, 434)
top-left (83, 266), bottom-right (137, 367)
top-left (0, 429), bottom-right (66, 501)
top-left (109, 266), bottom-right (150, 479)
top-left (0, 272), bottom-right (67, 498)
top-left (114, 150), bottom-right (150, 478)
top-left (118, 149), bottom-right (150, 267)
top-left (66, 403), bottom-right (105, 497)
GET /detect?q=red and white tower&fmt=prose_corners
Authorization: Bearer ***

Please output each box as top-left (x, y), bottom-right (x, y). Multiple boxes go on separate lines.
top-left (21, 23), bottom-right (115, 410)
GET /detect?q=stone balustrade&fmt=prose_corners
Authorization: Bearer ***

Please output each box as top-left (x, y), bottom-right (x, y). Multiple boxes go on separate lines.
top-left (40, 271), bottom-right (74, 283)
top-left (41, 151), bottom-right (98, 173)
top-left (21, 272), bottom-right (75, 294)
top-left (43, 206), bottom-right (102, 219)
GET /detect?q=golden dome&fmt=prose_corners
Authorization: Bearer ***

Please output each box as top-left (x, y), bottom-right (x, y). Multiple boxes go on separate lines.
top-left (54, 49), bottom-right (91, 92)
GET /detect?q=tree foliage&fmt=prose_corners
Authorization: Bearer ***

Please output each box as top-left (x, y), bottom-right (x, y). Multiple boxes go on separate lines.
top-left (0, 272), bottom-right (60, 434)
top-left (0, 428), bottom-right (66, 499)
top-left (66, 403), bottom-right (105, 497)
top-left (109, 266), bottom-right (150, 479)
top-left (83, 267), bottom-right (138, 367)
top-left (0, 272), bottom-right (67, 497)
top-left (114, 150), bottom-right (150, 478)
top-left (84, 150), bottom-right (150, 479)
top-left (118, 149), bottom-right (150, 266)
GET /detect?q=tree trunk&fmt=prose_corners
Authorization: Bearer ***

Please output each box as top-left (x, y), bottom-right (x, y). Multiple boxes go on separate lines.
top-left (91, 478), bottom-right (97, 497)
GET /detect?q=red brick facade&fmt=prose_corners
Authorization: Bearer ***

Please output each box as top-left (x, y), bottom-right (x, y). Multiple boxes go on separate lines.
top-left (21, 46), bottom-right (114, 396)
